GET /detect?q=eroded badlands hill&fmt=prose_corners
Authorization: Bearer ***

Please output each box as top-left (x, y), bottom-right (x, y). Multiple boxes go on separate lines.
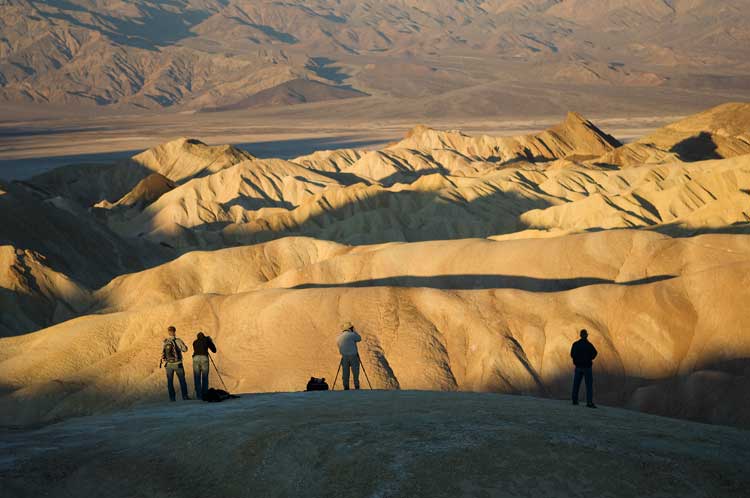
top-left (1, 230), bottom-right (749, 428)
top-left (22, 107), bottom-right (749, 253)
top-left (1, 103), bottom-right (749, 429)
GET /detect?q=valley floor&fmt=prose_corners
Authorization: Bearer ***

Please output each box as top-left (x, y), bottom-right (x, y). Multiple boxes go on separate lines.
top-left (2, 391), bottom-right (749, 498)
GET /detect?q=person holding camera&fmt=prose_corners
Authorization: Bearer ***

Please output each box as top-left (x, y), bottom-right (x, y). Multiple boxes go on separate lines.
top-left (192, 331), bottom-right (217, 400)
top-left (337, 321), bottom-right (362, 390)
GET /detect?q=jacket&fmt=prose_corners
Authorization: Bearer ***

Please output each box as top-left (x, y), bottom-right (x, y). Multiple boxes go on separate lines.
top-left (193, 336), bottom-right (217, 357)
top-left (570, 338), bottom-right (598, 368)
top-left (337, 329), bottom-right (361, 356)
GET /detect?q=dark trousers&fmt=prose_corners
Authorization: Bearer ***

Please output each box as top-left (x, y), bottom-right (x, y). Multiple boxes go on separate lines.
top-left (572, 367), bottom-right (593, 405)
top-left (341, 354), bottom-right (360, 390)
top-left (165, 362), bottom-right (189, 401)
top-left (193, 355), bottom-right (210, 399)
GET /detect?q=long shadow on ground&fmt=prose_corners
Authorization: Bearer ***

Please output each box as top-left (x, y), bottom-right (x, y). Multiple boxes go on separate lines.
top-left (291, 274), bottom-right (675, 291)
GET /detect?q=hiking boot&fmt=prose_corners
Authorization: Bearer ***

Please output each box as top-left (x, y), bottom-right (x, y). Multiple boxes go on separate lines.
top-left (344, 386), bottom-right (350, 390)
top-left (572, 401), bottom-right (579, 405)
top-left (586, 403), bottom-right (597, 409)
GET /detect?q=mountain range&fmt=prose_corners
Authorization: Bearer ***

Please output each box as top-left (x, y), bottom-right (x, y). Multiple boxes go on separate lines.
top-left (2, 0), bottom-right (750, 114)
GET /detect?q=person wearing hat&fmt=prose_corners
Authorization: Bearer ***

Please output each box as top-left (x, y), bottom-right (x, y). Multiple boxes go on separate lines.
top-left (161, 326), bottom-right (190, 401)
top-left (336, 321), bottom-right (362, 390)
top-left (192, 331), bottom-right (217, 400)
top-left (570, 329), bottom-right (598, 408)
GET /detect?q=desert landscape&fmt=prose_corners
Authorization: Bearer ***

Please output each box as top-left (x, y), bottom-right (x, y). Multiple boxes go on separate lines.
top-left (2, 1), bottom-right (750, 497)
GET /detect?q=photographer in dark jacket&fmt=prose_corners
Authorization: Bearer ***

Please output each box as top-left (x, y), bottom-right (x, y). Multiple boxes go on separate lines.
top-left (570, 329), bottom-right (598, 408)
top-left (193, 332), bottom-right (217, 400)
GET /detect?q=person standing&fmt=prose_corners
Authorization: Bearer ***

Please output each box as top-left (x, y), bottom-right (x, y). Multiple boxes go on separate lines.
top-left (337, 322), bottom-right (362, 390)
top-left (570, 329), bottom-right (598, 408)
top-left (192, 331), bottom-right (216, 400)
top-left (161, 326), bottom-right (189, 401)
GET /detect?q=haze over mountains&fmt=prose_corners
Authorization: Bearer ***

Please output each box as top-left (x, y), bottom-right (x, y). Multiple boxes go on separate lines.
top-left (1, 103), bottom-right (749, 430)
top-left (2, 0), bottom-right (750, 115)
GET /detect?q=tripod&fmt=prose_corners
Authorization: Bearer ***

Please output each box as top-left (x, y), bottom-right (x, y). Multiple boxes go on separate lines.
top-left (331, 354), bottom-right (373, 390)
top-left (208, 353), bottom-right (229, 392)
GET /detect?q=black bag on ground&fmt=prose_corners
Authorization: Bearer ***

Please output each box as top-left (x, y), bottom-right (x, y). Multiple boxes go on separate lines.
top-left (306, 377), bottom-right (329, 391)
top-left (202, 388), bottom-right (239, 402)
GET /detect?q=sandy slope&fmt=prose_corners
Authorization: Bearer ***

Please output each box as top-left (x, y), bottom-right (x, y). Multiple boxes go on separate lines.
top-left (30, 138), bottom-right (254, 206)
top-left (0, 246), bottom-right (90, 336)
top-left (88, 231), bottom-right (750, 314)
top-left (1, 229), bottom-right (749, 428)
top-left (2, 392), bottom-right (749, 498)
top-left (597, 102), bottom-right (750, 167)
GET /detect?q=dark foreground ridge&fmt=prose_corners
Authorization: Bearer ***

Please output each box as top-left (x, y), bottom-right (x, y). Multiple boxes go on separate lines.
top-left (2, 391), bottom-right (749, 498)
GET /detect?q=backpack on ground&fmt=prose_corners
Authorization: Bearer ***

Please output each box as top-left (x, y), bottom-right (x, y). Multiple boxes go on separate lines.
top-left (202, 388), bottom-right (239, 402)
top-left (306, 377), bottom-right (329, 391)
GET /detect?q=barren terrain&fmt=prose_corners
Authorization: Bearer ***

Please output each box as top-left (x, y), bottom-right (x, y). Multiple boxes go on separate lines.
top-left (2, 1), bottom-right (749, 114)
top-left (2, 392), bottom-right (749, 498)
top-left (1, 103), bottom-right (749, 432)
